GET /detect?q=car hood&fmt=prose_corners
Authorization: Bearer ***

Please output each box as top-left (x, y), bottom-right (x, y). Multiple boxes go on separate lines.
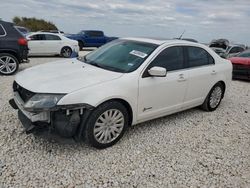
top-left (15, 58), bottom-right (123, 94)
top-left (229, 57), bottom-right (250, 66)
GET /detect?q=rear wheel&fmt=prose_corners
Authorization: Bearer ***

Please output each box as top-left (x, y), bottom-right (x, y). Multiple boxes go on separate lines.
top-left (84, 101), bottom-right (129, 149)
top-left (61, 47), bottom-right (72, 58)
top-left (0, 53), bottom-right (19, 75)
top-left (201, 82), bottom-right (224, 111)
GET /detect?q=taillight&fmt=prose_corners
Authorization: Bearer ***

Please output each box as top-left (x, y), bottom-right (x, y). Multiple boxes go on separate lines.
top-left (18, 38), bottom-right (28, 46)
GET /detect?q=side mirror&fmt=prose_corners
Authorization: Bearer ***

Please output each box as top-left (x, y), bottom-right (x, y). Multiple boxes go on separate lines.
top-left (148, 66), bottom-right (167, 77)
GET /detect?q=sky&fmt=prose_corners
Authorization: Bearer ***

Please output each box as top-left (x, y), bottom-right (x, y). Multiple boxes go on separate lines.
top-left (1, 0), bottom-right (250, 44)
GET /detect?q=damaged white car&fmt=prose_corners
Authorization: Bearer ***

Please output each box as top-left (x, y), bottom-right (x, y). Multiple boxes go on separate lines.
top-left (9, 38), bottom-right (232, 148)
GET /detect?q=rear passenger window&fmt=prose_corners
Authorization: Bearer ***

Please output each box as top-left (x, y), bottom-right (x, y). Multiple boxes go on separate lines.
top-left (0, 25), bottom-right (6, 36)
top-left (88, 31), bottom-right (103, 37)
top-left (45, 34), bottom-right (61, 40)
top-left (148, 46), bottom-right (184, 71)
top-left (187, 46), bottom-right (214, 68)
top-left (29, 34), bottom-right (45, 40)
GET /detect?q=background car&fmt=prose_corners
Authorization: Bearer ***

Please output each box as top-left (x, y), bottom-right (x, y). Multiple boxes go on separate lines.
top-left (65, 30), bottom-right (118, 50)
top-left (229, 50), bottom-right (250, 80)
top-left (0, 20), bottom-right (29, 75)
top-left (9, 38), bottom-right (232, 149)
top-left (209, 39), bottom-right (229, 57)
top-left (225, 45), bottom-right (246, 58)
top-left (14, 26), bottom-right (30, 35)
top-left (26, 32), bottom-right (79, 58)
top-left (209, 39), bottom-right (246, 58)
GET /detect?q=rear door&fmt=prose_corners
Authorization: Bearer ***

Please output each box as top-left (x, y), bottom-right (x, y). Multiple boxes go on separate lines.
top-left (44, 34), bottom-right (62, 54)
top-left (182, 46), bottom-right (217, 108)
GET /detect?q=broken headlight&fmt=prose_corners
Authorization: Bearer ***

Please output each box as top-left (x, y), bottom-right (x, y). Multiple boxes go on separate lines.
top-left (24, 94), bottom-right (65, 111)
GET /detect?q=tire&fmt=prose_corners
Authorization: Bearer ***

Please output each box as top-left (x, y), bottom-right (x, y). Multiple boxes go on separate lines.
top-left (0, 53), bottom-right (19, 75)
top-left (61, 47), bottom-right (72, 58)
top-left (201, 82), bottom-right (224, 112)
top-left (78, 41), bottom-right (84, 51)
top-left (84, 101), bottom-right (129, 149)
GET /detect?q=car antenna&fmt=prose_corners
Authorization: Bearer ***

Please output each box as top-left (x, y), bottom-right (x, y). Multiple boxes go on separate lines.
top-left (178, 30), bottom-right (186, 39)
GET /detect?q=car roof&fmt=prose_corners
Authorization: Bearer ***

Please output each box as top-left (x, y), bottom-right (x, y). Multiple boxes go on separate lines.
top-left (28, 32), bottom-right (61, 36)
top-left (82, 30), bottom-right (103, 32)
top-left (122, 37), bottom-right (200, 46)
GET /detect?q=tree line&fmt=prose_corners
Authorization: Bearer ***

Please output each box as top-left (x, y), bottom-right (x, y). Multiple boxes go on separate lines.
top-left (13, 16), bottom-right (58, 31)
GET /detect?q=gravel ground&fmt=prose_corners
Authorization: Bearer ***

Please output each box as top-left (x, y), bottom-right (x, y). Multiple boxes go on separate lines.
top-left (0, 52), bottom-right (250, 187)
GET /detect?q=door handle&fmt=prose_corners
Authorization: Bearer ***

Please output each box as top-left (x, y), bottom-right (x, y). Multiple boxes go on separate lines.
top-left (178, 74), bottom-right (186, 82)
top-left (211, 70), bottom-right (217, 75)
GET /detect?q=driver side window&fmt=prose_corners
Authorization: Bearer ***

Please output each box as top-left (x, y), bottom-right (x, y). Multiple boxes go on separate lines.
top-left (143, 46), bottom-right (184, 77)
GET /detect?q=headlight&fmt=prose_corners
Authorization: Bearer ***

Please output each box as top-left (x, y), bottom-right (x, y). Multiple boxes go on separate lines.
top-left (24, 94), bottom-right (65, 111)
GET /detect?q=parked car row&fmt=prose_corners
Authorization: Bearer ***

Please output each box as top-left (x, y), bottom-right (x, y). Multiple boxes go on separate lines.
top-left (1, 20), bottom-right (249, 81)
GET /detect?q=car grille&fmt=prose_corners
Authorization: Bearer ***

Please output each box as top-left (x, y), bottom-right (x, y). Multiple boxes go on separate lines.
top-left (13, 81), bottom-right (35, 103)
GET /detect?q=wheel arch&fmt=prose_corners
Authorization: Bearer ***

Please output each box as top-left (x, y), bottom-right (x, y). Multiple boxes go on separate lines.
top-left (61, 45), bottom-right (72, 52)
top-left (0, 49), bottom-right (19, 62)
top-left (216, 80), bottom-right (226, 98)
top-left (97, 98), bottom-right (134, 126)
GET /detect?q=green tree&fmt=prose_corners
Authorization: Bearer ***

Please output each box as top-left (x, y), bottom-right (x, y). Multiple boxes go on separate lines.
top-left (12, 16), bottom-right (58, 31)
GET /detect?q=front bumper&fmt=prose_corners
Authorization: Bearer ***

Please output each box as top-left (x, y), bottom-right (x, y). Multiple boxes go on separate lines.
top-left (9, 91), bottom-right (93, 138)
top-left (12, 92), bottom-right (50, 123)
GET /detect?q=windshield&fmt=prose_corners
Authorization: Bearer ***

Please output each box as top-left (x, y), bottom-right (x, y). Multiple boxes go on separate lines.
top-left (78, 40), bottom-right (158, 73)
top-left (238, 51), bottom-right (250, 57)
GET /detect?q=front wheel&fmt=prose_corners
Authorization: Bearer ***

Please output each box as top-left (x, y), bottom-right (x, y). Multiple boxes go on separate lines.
top-left (201, 82), bottom-right (224, 111)
top-left (84, 101), bottom-right (129, 149)
top-left (61, 47), bottom-right (72, 58)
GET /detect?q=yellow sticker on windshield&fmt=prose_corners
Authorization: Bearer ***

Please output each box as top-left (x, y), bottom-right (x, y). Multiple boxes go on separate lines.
top-left (129, 50), bottom-right (148, 58)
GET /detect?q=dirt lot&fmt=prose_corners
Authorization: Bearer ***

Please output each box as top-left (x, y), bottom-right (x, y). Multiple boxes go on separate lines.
top-left (0, 52), bottom-right (249, 187)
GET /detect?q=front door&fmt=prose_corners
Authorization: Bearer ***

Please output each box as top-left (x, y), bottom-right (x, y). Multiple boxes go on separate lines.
top-left (138, 46), bottom-right (188, 122)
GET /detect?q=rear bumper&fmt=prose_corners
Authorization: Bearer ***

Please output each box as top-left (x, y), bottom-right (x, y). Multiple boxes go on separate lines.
top-left (233, 65), bottom-right (250, 81)
top-left (19, 46), bottom-right (29, 63)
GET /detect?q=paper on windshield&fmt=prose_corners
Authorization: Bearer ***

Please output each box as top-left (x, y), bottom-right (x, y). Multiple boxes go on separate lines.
top-left (129, 50), bottom-right (148, 58)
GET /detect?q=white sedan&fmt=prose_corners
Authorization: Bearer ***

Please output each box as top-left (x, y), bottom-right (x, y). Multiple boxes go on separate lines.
top-left (9, 38), bottom-right (232, 148)
top-left (26, 32), bottom-right (79, 58)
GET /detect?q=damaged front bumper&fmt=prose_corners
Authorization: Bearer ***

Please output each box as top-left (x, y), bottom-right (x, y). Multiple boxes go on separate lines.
top-left (9, 92), bottom-right (94, 139)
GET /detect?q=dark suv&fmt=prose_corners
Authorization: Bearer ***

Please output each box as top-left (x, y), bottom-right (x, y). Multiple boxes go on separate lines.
top-left (0, 20), bottom-right (29, 75)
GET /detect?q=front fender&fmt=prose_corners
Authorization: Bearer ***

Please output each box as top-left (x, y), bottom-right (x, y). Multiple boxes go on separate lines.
top-left (57, 76), bottom-right (138, 124)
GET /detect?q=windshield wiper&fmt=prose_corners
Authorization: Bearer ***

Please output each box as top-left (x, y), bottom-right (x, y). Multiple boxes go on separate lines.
top-left (89, 62), bottom-right (103, 68)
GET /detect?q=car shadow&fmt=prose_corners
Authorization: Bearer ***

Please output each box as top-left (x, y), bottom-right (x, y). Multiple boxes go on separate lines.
top-left (30, 107), bottom-right (204, 153)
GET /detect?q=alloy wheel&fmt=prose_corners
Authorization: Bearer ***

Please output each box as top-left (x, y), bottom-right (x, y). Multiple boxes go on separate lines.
top-left (209, 86), bottom-right (222, 108)
top-left (62, 48), bottom-right (72, 58)
top-left (0, 56), bottom-right (17, 74)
